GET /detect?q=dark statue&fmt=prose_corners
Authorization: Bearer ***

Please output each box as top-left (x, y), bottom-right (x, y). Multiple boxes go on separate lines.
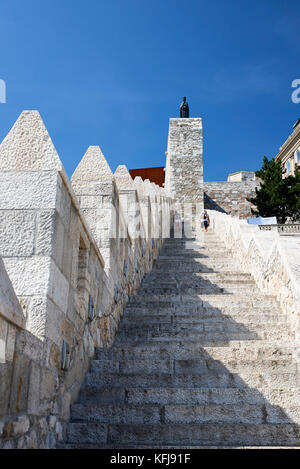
top-left (180, 96), bottom-right (189, 118)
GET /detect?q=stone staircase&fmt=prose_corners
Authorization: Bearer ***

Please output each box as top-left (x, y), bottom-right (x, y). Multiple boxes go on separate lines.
top-left (61, 233), bottom-right (300, 448)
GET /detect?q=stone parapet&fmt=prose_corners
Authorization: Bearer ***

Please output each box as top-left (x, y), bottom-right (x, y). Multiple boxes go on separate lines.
top-left (0, 111), bottom-right (172, 449)
top-left (208, 210), bottom-right (300, 344)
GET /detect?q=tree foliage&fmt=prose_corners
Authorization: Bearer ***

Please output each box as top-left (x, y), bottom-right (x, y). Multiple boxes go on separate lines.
top-left (248, 156), bottom-right (300, 224)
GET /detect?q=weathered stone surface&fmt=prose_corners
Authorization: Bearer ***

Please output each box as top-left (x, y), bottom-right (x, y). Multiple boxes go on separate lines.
top-left (0, 211), bottom-right (36, 256)
top-left (0, 110), bottom-right (64, 171)
top-left (0, 257), bottom-right (24, 329)
top-left (204, 181), bottom-right (260, 219)
top-left (61, 231), bottom-right (300, 448)
top-left (0, 110), bottom-right (171, 450)
top-left (72, 146), bottom-right (113, 184)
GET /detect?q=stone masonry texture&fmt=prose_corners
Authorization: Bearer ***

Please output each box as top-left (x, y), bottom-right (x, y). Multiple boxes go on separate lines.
top-left (204, 181), bottom-right (260, 219)
top-left (0, 110), bottom-right (300, 449)
top-left (60, 229), bottom-right (300, 448)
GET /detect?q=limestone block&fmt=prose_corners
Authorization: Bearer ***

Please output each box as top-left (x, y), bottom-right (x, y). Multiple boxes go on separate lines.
top-left (0, 257), bottom-right (25, 329)
top-left (49, 341), bottom-right (61, 370)
top-left (48, 415), bottom-right (57, 430)
top-left (48, 260), bottom-right (69, 314)
top-left (0, 171), bottom-right (58, 210)
top-left (5, 323), bottom-right (16, 362)
top-left (0, 359), bottom-right (13, 416)
top-left (25, 297), bottom-right (47, 340)
top-left (3, 257), bottom-right (50, 297)
top-left (9, 352), bottom-right (31, 413)
top-left (40, 367), bottom-right (58, 403)
top-left (56, 175), bottom-right (71, 230)
top-left (79, 195), bottom-right (102, 209)
top-left (9, 415), bottom-right (30, 437)
top-left (27, 362), bottom-right (41, 415)
top-left (55, 421), bottom-right (63, 441)
top-left (15, 328), bottom-right (46, 363)
top-left (61, 231), bottom-right (73, 284)
top-left (35, 210), bottom-right (55, 256)
top-left (0, 317), bottom-right (7, 364)
top-left (45, 299), bottom-right (62, 346)
top-left (0, 211), bottom-right (35, 256)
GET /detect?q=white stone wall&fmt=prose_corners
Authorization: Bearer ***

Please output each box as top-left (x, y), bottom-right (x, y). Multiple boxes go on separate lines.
top-left (207, 210), bottom-right (300, 344)
top-left (0, 111), bottom-right (172, 449)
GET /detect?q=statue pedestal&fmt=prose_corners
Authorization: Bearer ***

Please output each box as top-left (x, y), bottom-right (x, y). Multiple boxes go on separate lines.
top-left (165, 118), bottom-right (204, 233)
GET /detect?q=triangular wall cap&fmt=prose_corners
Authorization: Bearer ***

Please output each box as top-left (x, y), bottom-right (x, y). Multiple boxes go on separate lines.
top-left (0, 110), bottom-right (64, 171)
top-left (114, 165), bottom-right (136, 191)
top-left (144, 179), bottom-right (155, 196)
top-left (134, 176), bottom-right (149, 199)
top-left (72, 145), bottom-right (113, 183)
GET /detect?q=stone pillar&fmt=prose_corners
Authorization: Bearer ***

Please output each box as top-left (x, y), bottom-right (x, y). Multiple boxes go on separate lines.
top-left (165, 118), bottom-right (204, 235)
top-left (71, 146), bottom-right (117, 278)
top-left (71, 147), bottom-right (131, 318)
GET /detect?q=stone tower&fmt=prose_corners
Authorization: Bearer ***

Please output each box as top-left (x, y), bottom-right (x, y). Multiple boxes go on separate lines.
top-left (165, 118), bottom-right (204, 234)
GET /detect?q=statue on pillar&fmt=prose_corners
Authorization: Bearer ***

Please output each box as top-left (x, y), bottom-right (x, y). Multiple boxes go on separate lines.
top-left (180, 96), bottom-right (189, 118)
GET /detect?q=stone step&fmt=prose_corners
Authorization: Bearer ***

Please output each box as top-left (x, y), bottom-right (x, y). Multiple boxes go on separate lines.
top-left (65, 422), bottom-right (300, 446)
top-left (138, 285), bottom-right (260, 295)
top-left (124, 305), bottom-right (281, 317)
top-left (84, 371), bottom-right (300, 389)
top-left (129, 294), bottom-right (278, 305)
top-left (90, 358), bottom-right (296, 375)
top-left (144, 272), bottom-right (253, 280)
top-left (96, 343), bottom-right (296, 361)
top-left (79, 387), bottom-right (300, 407)
top-left (121, 313), bottom-right (286, 324)
top-left (114, 327), bottom-right (294, 343)
top-left (117, 322), bottom-right (289, 335)
top-left (60, 231), bottom-right (300, 449)
top-left (154, 262), bottom-right (244, 271)
top-left (70, 402), bottom-right (300, 425)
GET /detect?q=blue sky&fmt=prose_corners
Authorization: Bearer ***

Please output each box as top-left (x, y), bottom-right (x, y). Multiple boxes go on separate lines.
top-left (0, 0), bottom-right (299, 181)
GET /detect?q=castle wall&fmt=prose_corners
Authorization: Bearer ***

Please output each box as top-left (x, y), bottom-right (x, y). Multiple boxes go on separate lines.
top-left (0, 111), bottom-right (172, 449)
top-left (204, 181), bottom-right (260, 219)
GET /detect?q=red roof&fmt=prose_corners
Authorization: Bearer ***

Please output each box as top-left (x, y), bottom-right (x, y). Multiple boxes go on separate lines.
top-left (129, 166), bottom-right (165, 187)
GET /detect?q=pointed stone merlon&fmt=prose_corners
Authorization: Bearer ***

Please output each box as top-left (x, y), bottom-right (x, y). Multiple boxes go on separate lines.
top-left (72, 148), bottom-right (135, 311)
top-left (133, 176), bottom-right (150, 240)
top-left (0, 111), bottom-right (112, 438)
top-left (165, 118), bottom-right (203, 234)
top-left (72, 146), bottom-right (115, 272)
top-left (114, 166), bottom-right (150, 277)
top-left (114, 165), bottom-right (140, 240)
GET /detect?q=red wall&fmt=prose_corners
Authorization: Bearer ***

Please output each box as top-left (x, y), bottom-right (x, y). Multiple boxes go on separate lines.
top-left (129, 167), bottom-right (165, 187)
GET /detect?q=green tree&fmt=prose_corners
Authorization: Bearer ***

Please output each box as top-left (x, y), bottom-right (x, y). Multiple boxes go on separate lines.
top-left (248, 156), bottom-right (300, 223)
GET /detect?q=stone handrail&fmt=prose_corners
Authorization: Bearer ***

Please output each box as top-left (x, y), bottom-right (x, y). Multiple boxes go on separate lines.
top-left (259, 224), bottom-right (300, 233)
top-left (208, 210), bottom-right (300, 343)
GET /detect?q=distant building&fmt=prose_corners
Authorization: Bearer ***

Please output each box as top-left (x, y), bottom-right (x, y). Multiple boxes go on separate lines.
top-left (275, 118), bottom-right (300, 177)
top-left (227, 171), bottom-right (258, 182)
top-left (129, 166), bottom-right (165, 187)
